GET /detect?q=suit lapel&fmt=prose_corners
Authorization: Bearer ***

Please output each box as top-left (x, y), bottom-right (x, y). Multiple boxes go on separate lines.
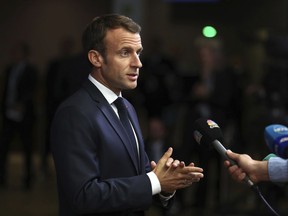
top-left (101, 103), bottom-right (140, 173)
top-left (82, 80), bottom-right (140, 173)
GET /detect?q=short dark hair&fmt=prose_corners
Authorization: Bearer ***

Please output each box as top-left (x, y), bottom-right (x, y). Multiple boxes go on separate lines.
top-left (82, 14), bottom-right (141, 57)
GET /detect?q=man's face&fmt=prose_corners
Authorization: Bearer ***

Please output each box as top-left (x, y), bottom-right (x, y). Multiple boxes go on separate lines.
top-left (97, 28), bottom-right (143, 95)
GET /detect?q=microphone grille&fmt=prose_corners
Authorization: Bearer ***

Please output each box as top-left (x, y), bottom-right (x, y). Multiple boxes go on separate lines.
top-left (193, 118), bottom-right (223, 146)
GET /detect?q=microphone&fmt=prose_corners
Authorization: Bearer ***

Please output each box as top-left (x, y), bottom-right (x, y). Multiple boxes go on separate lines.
top-left (192, 118), bottom-right (254, 187)
top-left (192, 118), bottom-right (280, 216)
top-left (264, 124), bottom-right (288, 159)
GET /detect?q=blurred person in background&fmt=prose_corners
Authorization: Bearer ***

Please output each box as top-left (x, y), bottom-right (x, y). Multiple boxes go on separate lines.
top-left (138, 37), bottom-right (181, 118)
top-left (145, 117), bottom-right (169, 163)
top-left (181, 37), bottom-right (242, 213)
top-left (0, 41), bottom-right (38, 190)
top-left (42, 36), bottom-right (76, 177)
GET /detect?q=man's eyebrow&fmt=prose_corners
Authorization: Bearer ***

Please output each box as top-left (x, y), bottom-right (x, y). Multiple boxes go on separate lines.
top-left (119, 46), bottom-right (143, 52)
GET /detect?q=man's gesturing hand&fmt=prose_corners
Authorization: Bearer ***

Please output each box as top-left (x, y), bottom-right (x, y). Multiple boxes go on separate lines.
top-left (151, 147), bottom-right (204, 194)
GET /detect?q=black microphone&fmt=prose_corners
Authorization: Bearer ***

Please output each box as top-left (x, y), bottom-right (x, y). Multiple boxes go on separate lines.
top-left (192, 118), bottom-right (254, 187)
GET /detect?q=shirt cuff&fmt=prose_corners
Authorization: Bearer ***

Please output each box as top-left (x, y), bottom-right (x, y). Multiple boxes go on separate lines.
top-left (147, 171), bottom-right (161, 195)
top-left (268, 157), bottom-right (288, 182)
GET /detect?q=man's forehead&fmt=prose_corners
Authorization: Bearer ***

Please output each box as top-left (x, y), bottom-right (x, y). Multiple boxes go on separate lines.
top-left (105, 28), bottom-right (142, 47)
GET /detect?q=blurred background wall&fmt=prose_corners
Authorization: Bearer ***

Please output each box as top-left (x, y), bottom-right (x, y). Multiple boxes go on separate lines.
top-left (1, 0), bottom-right (287, 73)
top-left (1, 0), bottom-right (287, 140)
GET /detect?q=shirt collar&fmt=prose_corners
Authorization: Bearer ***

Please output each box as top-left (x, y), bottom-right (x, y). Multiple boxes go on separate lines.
top-left (88, 74), bottom-right (121, 104)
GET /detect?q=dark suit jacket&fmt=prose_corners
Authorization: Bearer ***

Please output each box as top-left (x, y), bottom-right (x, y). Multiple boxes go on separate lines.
top-left (51, 80), bottom-right (167, 216)
top-left (1, 63), bottom-right (37, 122)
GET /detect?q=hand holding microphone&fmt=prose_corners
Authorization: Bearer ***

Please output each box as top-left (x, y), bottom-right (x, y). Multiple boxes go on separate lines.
top-left (222, 123), bottom-right (288, 183)
top-left (223, 123), bottom-right (288, 183)
top-left (224, 150), bottom-right (270, 184)
top-left (192, 118), bottom-right (281, 216)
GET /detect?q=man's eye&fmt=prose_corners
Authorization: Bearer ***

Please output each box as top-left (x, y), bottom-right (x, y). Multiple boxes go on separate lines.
top-left (120, 50), bottom-right (129, 57)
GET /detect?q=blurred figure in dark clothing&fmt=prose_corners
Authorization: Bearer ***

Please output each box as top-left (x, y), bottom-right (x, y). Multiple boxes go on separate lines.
top-left (145, 116), bottom-right (182, 216)
top-left (181, 37), bottom-right (242, 212)
top-left (0, 42), bottom-right (38, 189)
top-left (138, 37), bottom-right (181, 118)
top-left (262, 35), bottom-right (288, 124)
top-left (53, 52), bottom-right (91, 102)
top-left (42, 52), bottom-right (90, 176)
top-left (42, 37), bottom-right (76, 176)
top-left (145, 117), bottom-right (169, 164)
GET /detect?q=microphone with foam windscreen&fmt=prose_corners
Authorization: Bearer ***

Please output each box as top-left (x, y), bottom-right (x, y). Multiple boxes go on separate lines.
top-left (192, 118), bottom-right (254, 187)
top-left (264, 124), bottom-right (288, 159)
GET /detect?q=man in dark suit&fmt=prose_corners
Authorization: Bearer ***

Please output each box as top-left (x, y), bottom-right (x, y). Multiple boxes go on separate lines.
top-left (51, 14), bottom-right (204, 216)
top-left (0, 42), bottom-right (37, 189)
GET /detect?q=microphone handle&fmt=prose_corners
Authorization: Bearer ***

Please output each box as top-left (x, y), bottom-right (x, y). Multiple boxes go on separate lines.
top-left (212, 140), bottom-right (254, 187)
top-left (212, 140), bottom-right (280, 215)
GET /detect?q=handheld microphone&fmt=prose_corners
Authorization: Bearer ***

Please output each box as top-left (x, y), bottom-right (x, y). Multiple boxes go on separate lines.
top-left (192, 118), bottom-right (280, 216)
top-left (192, 118), bottom-right (254, 187)
top-left (264, 124), bottom-right (288, 159)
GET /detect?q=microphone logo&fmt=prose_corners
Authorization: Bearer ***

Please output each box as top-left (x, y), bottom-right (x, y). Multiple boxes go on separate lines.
top-left (273, 125), bottom-right (288, 134)
top-left (280, 137), bottom-right (288, 143)
top-left (207, 119), bottom-right (219, 129)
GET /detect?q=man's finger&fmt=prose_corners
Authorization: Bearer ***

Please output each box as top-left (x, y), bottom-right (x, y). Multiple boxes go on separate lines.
top-left (158, 147), bottom-right (173, 165)
top-left (226, 150), bottom-right (239, 160)
top-left (165, 157), bottom-right (174, 167)
top-left (151, 161), bottom-right (156, 169)
top-left (171, 160), bottom-right (180, 168)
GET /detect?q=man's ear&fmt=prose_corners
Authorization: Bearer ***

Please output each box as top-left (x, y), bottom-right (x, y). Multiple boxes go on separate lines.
top-left (88, 50), bottom-right (103, 67)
